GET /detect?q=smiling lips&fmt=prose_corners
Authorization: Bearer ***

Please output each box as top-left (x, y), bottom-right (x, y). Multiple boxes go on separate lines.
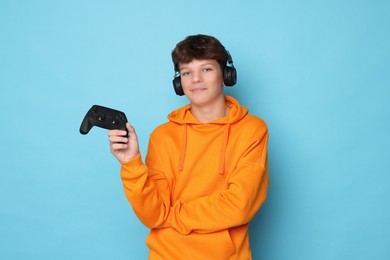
top-left (191, 87), bottom-right (207, 92)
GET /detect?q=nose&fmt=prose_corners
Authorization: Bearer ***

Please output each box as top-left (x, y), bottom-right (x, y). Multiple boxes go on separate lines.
top-left (192, 71), bottom-right (202, 83)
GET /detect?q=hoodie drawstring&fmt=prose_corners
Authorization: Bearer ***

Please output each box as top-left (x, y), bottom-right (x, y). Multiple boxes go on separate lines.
top-left (218, 124), bottom-right (230, 175)
top-left (178, 124), bottom-right (187, 172)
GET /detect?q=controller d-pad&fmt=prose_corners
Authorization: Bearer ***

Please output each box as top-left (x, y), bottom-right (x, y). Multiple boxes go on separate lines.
top-left (98, 114), bottom-right (105, 121)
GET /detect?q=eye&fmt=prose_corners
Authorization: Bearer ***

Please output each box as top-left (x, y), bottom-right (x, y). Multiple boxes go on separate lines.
top-left (203, 67), bottom-right (213, 72)
top-left (181, 71), bottom-right (190, 76)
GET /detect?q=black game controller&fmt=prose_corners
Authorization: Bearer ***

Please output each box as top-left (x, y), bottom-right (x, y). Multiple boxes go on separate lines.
top-left (80, 105), bottom-right (128, 135)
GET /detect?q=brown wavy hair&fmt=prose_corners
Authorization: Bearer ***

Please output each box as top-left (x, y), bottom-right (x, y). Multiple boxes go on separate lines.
top-left (172, 34), bottom-right (229, 72)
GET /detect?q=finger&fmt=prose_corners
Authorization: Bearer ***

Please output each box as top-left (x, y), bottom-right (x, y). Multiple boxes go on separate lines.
top-left (108, 129), bottom-right (128, 137)
top-left (126, 123), bottom-right (135, 133)
top-left (111, 142), bottom-right (128, 150)
top-left (109, 135), bottom-right (128, 144)
top-left (129, 125), bottom-right (139, 138)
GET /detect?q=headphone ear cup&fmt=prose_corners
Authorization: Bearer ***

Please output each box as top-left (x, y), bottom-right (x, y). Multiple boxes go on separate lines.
top-left (173, 76), bottom-right (185, 96)
top-left (223, 66), bottom-right (237, 87)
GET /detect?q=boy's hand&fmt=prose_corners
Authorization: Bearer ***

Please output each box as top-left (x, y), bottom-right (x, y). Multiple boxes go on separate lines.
top-left (108, 123), bottom-right (140, 163)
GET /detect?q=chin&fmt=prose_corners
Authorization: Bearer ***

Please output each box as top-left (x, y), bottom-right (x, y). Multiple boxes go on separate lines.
top-left (190, 94), bottom-right (224, 107)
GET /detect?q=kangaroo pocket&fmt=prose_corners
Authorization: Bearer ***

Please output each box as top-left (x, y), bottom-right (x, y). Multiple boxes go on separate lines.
top-left (146, 228), bottom-right (236, 259)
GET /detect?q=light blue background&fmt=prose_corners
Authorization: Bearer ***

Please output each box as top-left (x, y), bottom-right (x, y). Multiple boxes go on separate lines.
top-left (1, 0), bottom-right (389, 259)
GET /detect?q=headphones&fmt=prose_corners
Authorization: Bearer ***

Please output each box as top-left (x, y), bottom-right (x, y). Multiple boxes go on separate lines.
top-left (172, 51), bottom-right (237, 96)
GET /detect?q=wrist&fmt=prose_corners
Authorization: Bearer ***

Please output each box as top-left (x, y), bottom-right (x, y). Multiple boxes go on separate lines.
top-left (120, 152), bottom-right (142, 165)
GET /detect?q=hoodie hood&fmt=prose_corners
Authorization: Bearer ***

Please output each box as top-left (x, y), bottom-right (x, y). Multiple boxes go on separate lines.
top-left (167, 96), bottom-right (248, 174)
top-left (168, 96), bottom-right (248, 125)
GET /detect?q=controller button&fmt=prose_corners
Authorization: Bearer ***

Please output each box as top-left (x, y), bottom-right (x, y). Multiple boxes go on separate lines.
top-left (98, 114), bottom-right (105, 121)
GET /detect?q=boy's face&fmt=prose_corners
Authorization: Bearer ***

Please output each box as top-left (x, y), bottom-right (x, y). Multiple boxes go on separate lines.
top-left (179, 59), bottom-right (224, 107)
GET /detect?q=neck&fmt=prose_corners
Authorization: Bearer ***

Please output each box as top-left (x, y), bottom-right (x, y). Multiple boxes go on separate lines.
top-left (190, 97), bottom-right (229, 123)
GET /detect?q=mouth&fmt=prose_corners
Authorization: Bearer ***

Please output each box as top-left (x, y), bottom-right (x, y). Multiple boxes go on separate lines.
top-left (190, 87), bottom-right (207, 93)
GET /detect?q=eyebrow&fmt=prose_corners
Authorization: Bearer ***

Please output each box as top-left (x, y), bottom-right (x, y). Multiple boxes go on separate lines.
top-left (179, 62), bottom-right (216, 71)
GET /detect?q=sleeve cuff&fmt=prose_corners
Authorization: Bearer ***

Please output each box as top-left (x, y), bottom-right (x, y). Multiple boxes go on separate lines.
top-left (120, 153), bottom-right (147, 179)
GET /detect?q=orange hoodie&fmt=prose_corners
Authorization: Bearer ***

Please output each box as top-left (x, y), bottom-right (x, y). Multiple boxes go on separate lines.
top-left (120, 96), bottom-right (269, 259)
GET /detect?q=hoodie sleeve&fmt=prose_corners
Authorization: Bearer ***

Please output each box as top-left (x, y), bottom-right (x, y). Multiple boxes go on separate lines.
top-left (120, 141), bottom-right (171, 228)
top-left (162, 130), bottom-right (269, 235)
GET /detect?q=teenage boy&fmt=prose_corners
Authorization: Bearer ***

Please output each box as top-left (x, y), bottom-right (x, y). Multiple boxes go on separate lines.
top-left (108, 34), bottom-right (269, 259)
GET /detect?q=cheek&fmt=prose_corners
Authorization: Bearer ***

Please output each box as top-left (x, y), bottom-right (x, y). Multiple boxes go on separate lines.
top-left (213, 75), bottom-right (224, 87)
top-left (180, 77), bottom-right (191, 89)
top-left (214, 70), bottom-right (224, 86)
